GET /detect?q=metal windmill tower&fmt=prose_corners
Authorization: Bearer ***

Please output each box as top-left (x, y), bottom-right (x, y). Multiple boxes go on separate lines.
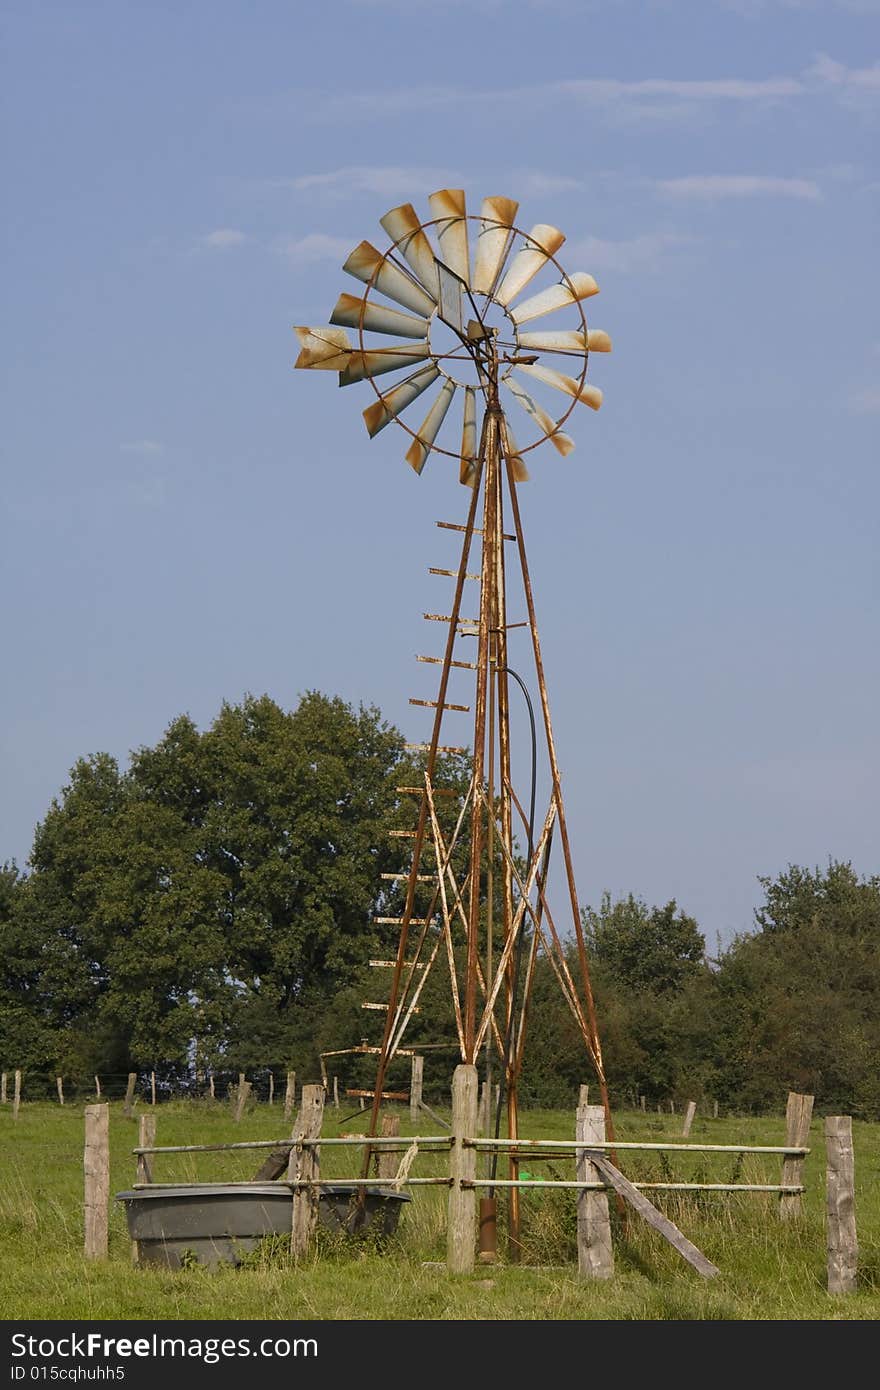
top-left (295, 191), bottom-right (614, 1253)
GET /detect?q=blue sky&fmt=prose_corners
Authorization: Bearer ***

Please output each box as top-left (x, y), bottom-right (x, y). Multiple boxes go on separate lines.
top-left (2, 0), bottom-right (878, 948)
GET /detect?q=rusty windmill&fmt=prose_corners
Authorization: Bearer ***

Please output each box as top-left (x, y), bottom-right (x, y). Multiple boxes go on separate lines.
top-left (295, 191), bottom-right (614, 1252)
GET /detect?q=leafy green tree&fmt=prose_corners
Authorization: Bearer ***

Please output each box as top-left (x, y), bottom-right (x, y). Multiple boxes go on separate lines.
top-left (582, 892), bottom-right (705, 993)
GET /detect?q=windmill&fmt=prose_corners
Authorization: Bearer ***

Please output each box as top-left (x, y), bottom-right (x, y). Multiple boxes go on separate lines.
top-left (295, 191), bottom-right (614, 1255)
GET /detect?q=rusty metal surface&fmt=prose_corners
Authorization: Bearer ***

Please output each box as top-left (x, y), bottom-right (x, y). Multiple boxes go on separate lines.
top-left (429, 188), bottom-right (471, 285)
top-left (494, 223), bottom-right (565, 307)
top-left (504, 377), bottom-right (574, 458)
top-left (472, 195), bottom-right (519, 296)
top-left (379, 203), bottom-right (441, 299)
top-left (362, 364), bottom-right (440, 436)
top-left (405, 378), bottom-right (457, 474)
top-left (516, 360), bottom-right (603, 410)
top-left (344, 239), bottom-right (436, 316)
top-left (508, 271), bottom-right (599, 325)
top-left (330, 292), bottom-right (429, 339)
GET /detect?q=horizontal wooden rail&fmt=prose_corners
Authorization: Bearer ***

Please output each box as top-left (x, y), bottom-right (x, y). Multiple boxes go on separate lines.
top-left (465, 1138), bottom-right (809, 1156)
top-left (463, 1180), bottom-right (806, 1193)
top-left (131, 1177), bottom-right (452, 1190)
top-left (133, 1134), bottom-right (451, 1156)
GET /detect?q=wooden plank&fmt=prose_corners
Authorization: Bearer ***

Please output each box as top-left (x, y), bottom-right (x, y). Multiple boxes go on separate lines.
top-left (577, 1103), bottom-right (614, 1280)
top-left (290, 1085), bottom-right (325, 1260)
top-left (132, 1113), bottom-right (156, 1266)
top-left (587, 1152), bottom-right (719, 1279)
top-left (346, 1088), bottom-right (408, 1101)
top-left (419, 1098), bottom-right (451, 1131)
top-left (123, 1072), bottom-right (137, 1119)
top-left (410, 1055), bottom-right (424, 1124)
top-left (682, 1101), bottom-right (697, 1138)
top-left (84, 1105), bottom-right (109, 1260)
top-left (578, 1084), bottom-right (589, 1108)
top-left (447, 1064), bottom-right (478, 1274)
top-left (826, 1116), bottom-right (857, 1294)
top-left (780, 1091), bottom-right (814, 1219)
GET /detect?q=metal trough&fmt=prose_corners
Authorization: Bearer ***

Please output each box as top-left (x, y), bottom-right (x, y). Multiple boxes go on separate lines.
top-left (115, 1183), bottom-right (411, 1269)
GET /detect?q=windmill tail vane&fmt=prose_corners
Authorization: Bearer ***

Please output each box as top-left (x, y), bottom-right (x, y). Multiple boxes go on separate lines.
top-left (293, 190), bottom-right (615, 1254)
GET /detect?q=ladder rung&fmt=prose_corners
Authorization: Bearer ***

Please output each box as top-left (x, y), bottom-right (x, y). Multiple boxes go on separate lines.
top-left (405, 743), bottom-right (467, 754)
top-left (361, 1003), bottom-right (421, 1014)
top-left (437, 521), bottom-right (517, 541)
top-left (395, 786), bottom-right (457, 796)
top-left (388, 829), bottom-right (419, 838)
top-left (424, 613), bottom-right (480, 625)
top-left (374, 916), bottom-right (434, 925)
top-left (369, 959), bottom-right (425, 969)
top-left (346, 1089), bottom-right (409, 1100)
top-left (417, 656), bottom-right (478, 670)
top-left (429, 568), bottom-right (480, 580)
top-left (409, 698), bottom-right (470, 712)
top-left (381, 871), bottom-right (435, 881)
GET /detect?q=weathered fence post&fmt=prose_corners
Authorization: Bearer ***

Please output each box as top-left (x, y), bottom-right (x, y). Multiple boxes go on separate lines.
top-left (268, 1072), bottom-right (274, 1106)
top-left (578, 1083), bottom-right (590, 1108)
top-left (208, 1074), bottom-right (215, 1100)
top-left (234, 1078), bottom-right (251, 1123)
top-left (132, 1113), bottom-right (156, 1266)
top-left (713, 1099), bottom-right (719, 1119)
top-left (123, 1072), bottom-right (137, 1119)
top-left (410, 1054), bottom-right (424, 1125)
top-left (284, 1071), bottom-right (296, 1121)
top-left (670, 1099), bottom-right (676, 1115)
top-left (780, 1091), bottom-right (814, 1220)
top-left (333, 1075), bottom-right (339, 1109)
top-left (56, 1076), bottom-right (64, 1106)
top-left (447, 1064), bottom-right (478, 1274)
top-left (13, 1069), bottom-right (21, 1121)
top-left (639, 1095), bottom-right (646, 1113)
top-left (682, 1101), bottom-right (697, 1138)
top-left (1, 1072), bottom-right (6, 1103)
top-left (826, 1116), bottom-right (857, 1294)
top-left (84, 1104), bottom-right (110, 1259)
top-left (576, 1100), bottom-right (614, 1279)
top-left (150, 1072), bottom-right (157, 1107)
top-left (377, 1113), bottom-right (401, 1180)
top-left (290, 1084), bottom-right (325, 1260)
top-left (94, 1076), bottom-right (101, 1098)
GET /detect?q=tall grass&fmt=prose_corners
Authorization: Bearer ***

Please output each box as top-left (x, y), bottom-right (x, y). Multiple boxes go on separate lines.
top-left (1, 1099), bottom-right (878, 1320)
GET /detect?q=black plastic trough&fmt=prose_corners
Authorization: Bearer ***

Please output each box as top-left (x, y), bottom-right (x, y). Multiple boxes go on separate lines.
top-left (115, 1183), bottom-right (411, 1269)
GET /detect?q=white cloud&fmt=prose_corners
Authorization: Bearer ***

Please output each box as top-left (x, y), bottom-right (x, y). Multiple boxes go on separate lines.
top-left (657, 174), bottom-right (821, 200)
top-left (567, 231), bottom-right (694, 273)
top-left (120, 440), bottom-right (164, 456)
top-left (285, 166), bottom-right (457, 199)
top-left (512, 171), bottom-right (584, 196)
top-left (806, 53), bottom-right (880, 108)
top-left (200, 228), bottom-right (247, 249)
top-left (274, 233), bottom-right (354, 267)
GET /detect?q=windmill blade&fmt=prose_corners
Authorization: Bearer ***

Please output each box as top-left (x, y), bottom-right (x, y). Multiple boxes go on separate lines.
top-left (509, 272), bottom-right (599, 326)
top-left (500, 419), bottom-right (530, 482)
top-left (363, 364), bottom-right (441, 438)
top-left (379, 204), bottom-right (440, 301)
top-left (428, 188), bottom-right (470, 286)
top-left (460, 386), bottom-right (478, 487)
top-left (344, 241), bottom-right (436, 317)
top-left (515, 329), bottom-right (586, 354)
top-left (339, 343), bottom-right (431, 386)
top-left (293, 326), bottom-right (353, 371)
top-left (516, 362), bottom-right (603, 411)
top-left (472, 196), bottom-right (519, 296)
top-left (494, 224), bottom-right (565, 308)
top-left (405, 379), bottom-right (458, 474)
top-left (330, 293), bottom-right (429, 340)
top-left (586, 329), bottom-right (612, 353)
top-left (504, 377), bottom-right (575, 458)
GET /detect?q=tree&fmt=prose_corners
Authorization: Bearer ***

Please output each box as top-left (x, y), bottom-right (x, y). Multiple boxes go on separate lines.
top-left (582, 892), bottom-right (705, 994)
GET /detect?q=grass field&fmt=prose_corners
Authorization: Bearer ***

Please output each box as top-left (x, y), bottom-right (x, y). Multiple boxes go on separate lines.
top-left (2, 1097), bottom-right (879, 1320)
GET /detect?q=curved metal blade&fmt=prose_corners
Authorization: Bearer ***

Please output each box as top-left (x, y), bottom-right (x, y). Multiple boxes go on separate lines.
top-left (515, 329), bottom-right (586, 354)
top-left (344, 241), bottom-right (436, 317)
top-left (339, 343), bottom-right (431, 386)
top-left (472, 196), bottom-right (519, 296)
top-left (330, 293), bottom-right (429, 340)
top-left (405, 379), bottom-right (458, 474)
top-left (460, 386), bottom-right (478, 487)
top-left (494, 224), bottom-right (565, 308)
top-left (428, 188), bottom-right (470, 286)
top-left (293, 326), bottom-right (353, 370)
top-left (509, 272), bottom-right (599, 326)
top-left (586, 329), bottom-right (612, 353)
top-left (379, 204), bottom-right (440, 301)
top-left (501, 419), bottom-right (530, 482)
top-left (363, 364), bottom-right (441, 438)
top-left (516, 362), bottom-right (603, 410)
top-left (504, 377), bottom-right (575, 457)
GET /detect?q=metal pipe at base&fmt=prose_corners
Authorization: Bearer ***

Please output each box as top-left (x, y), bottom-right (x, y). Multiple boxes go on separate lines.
top-left (478, 1197), bottom-right (497, 1263)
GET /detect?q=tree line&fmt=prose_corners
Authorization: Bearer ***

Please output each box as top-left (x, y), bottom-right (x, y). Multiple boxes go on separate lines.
top-left (1, 692), bottom-right (878, 1116)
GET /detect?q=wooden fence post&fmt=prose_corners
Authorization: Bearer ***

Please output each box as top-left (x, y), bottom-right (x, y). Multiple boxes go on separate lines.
top-left (150, 1072), bottom-right (157, 1107)
top-left (0, 1072), bottom-right (6, 1103)
top-left (94, 1076), bottom-right (101, 1098)
top-left (682, 1101), bottom-right (696, 1138)
top-left (234, 1078), bottom-right (251, 1123)
top-left (290, 1084), bottom-right (325, 1260)
top-left (131, 1113), bottom-right (156, 1266)
top-left (826, 1116), bottom-right (857, 1294)
top-left (84, 1104), bottom-right (109, 1259)
top-left (123, 1072), bottom-right (137, 1119)
top-left (478, 1080), bottom-right (489, 1135)
top-left (410, 1054), bottom-right (424, 1125)
top-left (713, 1099), bottom-right (718, 1119)
top-left (284, 1071), bottom-right (296, 1121)
top-left (639, 1095), bottom-right (646, 1112)
top-left (780, 1091), bottom-right (814, 1220)
top-left (333, 1075), bottom-right (339, 1109)
top-left (268, 1072), bottom-right (274, 1106)
top-left (56, 1076), bottom-right (64, 1106)
top-left (447, 1064), bottom-right (478, 1275)
top-left (578, 1084), bottom-right (590, 1108)
top-left (576, 1101), bottom-right (614, 1280)
top-left (377, 1114), bottom-right (401, 1180)
top-left (13, 1069), bottom-right (21, 1121)
top-left (208, 1074), bottom-right (215, 1100)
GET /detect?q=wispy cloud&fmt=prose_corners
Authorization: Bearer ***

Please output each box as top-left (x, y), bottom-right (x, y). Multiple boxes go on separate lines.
top-left (282, 166), bottom-right (457, 199)
top-left (199, 228), bottom-right (247, 249)
top-left (657, 174), bottom-right (821, 200)
top-left (567, 231), bottom-right (695, 273)
top-left (120, 440), bottom-right (165, 457)
top-left (807, 53), bottom-right (880, 108)
top-left (274, 233), bottom-right (354, 267)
